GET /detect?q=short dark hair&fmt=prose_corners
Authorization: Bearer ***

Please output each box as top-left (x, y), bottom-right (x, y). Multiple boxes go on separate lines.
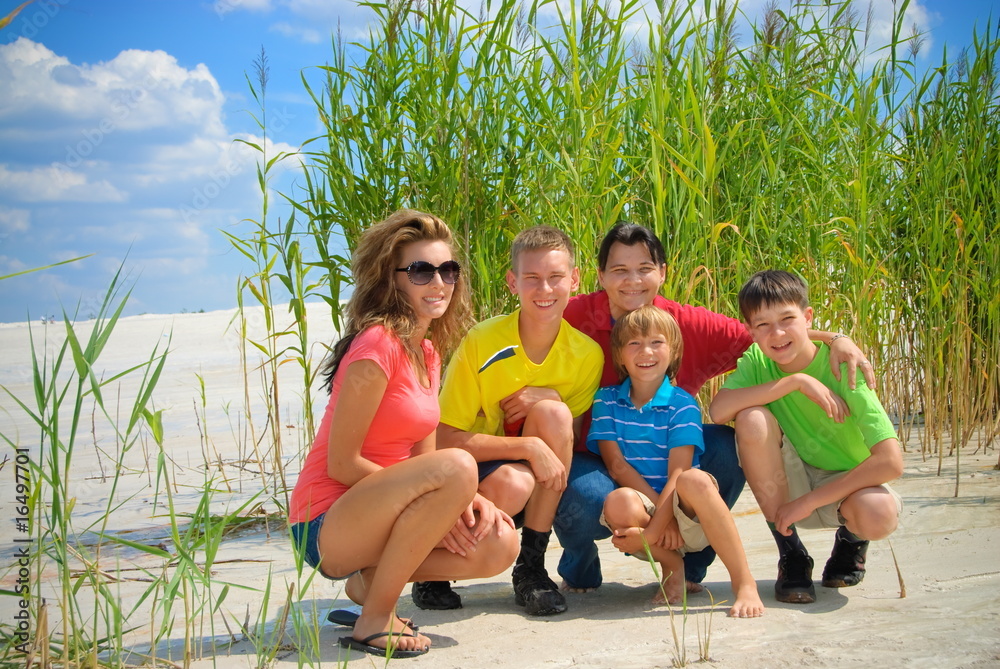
top-left (737, 270), bottom-right (809, 322)
top-left (597, 222), bottom-right (666, 271)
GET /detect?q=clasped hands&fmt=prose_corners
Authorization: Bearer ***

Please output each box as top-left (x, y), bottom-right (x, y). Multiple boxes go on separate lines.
top-left (439, 493), bottom-right (515, 557)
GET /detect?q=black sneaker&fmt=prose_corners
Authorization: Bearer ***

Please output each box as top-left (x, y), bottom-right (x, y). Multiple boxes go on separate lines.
top-left (411, 581), bottom-right (462, 610)
top-left (775, 549), bottom-right (816, 603)
top-left (822, 535), bottom-right (869, 588)
top-left (512, 564), bottom-right (567, 616)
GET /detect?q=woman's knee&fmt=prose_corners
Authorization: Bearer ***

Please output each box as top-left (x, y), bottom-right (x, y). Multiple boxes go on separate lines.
top-left (478, 529), bottom-right (521, 576)
top-left (433, 449), bottom-right (478, 497)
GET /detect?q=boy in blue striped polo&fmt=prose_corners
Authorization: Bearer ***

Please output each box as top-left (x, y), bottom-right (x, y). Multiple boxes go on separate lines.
top-left (589, 305), bottom-right (764, 617)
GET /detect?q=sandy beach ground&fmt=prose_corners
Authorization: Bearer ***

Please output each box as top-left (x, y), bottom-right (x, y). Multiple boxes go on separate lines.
top-left (1, 304), bottom-right (998, 668)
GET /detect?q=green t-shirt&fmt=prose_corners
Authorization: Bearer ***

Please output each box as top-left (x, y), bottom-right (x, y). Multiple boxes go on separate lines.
top-left (721, 343), bottom-right (897, 471)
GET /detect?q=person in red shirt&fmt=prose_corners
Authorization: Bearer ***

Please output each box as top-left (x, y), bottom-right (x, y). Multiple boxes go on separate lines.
top-left (289, 210), bottom-right (518, 659)
top-left (554, 222), bottom-right (875, 593)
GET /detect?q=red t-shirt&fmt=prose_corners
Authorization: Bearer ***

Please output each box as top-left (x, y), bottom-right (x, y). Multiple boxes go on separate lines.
top-left (563, 290), bottom-right (752, 449)
top-left (288, 325), bottom-right (441, 523)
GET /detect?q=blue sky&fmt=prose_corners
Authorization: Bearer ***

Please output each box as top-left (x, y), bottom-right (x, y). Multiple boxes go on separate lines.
top-left (0, 0), bottom-right (997, 323)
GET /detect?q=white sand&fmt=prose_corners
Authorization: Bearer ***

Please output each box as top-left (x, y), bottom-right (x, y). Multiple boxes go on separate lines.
top-left (1, 305), bottom-right (998, 668)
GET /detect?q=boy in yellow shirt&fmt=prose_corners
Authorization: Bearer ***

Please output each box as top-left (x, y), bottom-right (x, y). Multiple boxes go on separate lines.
top-left (418, 226), bottom-right (603, 616)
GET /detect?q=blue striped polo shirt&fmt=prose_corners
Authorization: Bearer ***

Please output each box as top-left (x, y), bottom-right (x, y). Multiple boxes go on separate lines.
top-left (586, 377), bottom-right (705, 494)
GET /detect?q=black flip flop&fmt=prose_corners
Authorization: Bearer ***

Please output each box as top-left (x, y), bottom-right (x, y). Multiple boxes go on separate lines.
top-left (327, 608), bottom-right (419, 631)
top-left (326, 608), bottom-right (360, 626)
top-left (338, 632), bottom-right (428, 659)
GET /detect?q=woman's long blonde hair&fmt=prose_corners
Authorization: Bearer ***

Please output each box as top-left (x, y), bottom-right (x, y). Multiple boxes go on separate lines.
top-left (320, 209), bottom-right (472, 392)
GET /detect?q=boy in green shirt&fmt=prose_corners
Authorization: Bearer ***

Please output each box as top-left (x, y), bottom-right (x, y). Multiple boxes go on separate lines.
top-left (709, 270), bottom-right (903, 604)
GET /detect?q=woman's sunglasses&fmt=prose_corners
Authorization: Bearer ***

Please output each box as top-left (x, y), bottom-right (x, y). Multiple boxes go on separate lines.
top-left (395, 260), bottom-right (461, 285)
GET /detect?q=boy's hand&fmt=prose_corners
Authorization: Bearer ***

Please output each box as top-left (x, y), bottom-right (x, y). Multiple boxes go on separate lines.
top-left (524, 436), bottom-right (567, 491)
top-left (611, 526), bottom-right (645, 554)
top-left (773, 497), bottom-right (815, 535)
top-left (647, 517), bottom-right (684, 551)
top-left (500, 387), bottom-right (561, 425)
top-left (828, 336), bottom-right (876, 390)
top-left (796, 374), bottom-right (850, 423)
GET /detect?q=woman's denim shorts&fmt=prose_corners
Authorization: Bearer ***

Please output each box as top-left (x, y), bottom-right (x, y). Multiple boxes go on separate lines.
top-left (290, 513), bottom-right (346, 581)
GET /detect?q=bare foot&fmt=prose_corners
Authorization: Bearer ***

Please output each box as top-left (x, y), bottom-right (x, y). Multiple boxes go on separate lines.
top-left (560, 580), bottom-right (598, 594)
top-left (351, 612), bottom-right (430, 655)
top-left (728, 583), bottom-right (766, 618)
top-left (729, 581), bottom-right (764, 618)
top-left (653, 571), bottom-right (685, 606)
top-left (686, 580), bottom-right (704, 594)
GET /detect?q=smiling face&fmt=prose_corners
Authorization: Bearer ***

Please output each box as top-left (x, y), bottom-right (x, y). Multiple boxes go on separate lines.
top-left (394, 239), bottom-right (456, 331)
top-left (618, 331), bottom-right (675, 386)
top-left (746, 301), bottom-right (816, 372)
top-left (506, 247), bottom-right (579, 328)
top-left (598, 242), bottom-right (667, 320)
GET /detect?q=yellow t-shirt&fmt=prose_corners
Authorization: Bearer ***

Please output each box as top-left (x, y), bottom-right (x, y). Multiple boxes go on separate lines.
top-left (439, 310), bottom-right (604, 436)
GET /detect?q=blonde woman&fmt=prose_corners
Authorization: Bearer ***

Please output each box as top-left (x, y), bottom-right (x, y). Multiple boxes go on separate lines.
top-left (289, 210), bottom-right (518, 658)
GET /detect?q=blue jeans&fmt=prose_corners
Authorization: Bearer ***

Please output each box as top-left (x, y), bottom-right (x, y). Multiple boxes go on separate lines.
top-left (553, 423), bottom-right (745, 588)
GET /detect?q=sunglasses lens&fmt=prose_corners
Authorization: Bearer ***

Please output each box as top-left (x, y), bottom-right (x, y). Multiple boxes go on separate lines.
top-left (439, 261), bottom-right (461, 284)
top-left (408, 261), bottom-right (436, 285)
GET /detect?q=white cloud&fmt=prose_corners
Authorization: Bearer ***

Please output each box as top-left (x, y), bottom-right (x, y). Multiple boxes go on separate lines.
top-left (0, 39), bottom-right (224, 137)
top-left (0, 255), bottom-right (27, 274)
top-left (54, 249), bottom-right (86, 264)
top-left (212, 0), bottom-right (274, 17)
top-left (212, 0), bottom-right (366, 41)
top-left (0, 163), bottom-right (126, 203)
top-left (515, 0), bottom-right (938, 63)
top-left (0, 36), bottom-right (282, 321)
top-left (0, 37), bottom-right (273, 203)
top-left (0, 207), bottom-right (30, 234)
top-left (271, 21), bottom-right (323, 44)
top-left (285, 0), bottom-right (353, 23)
top-left (730, 0), bottom-right (937, 58)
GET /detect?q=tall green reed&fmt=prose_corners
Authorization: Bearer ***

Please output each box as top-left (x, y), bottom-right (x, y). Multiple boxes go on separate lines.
top-left (203, 0), bottom-right (997, 664)
top-left (294, 0), bottom-right (998, 469)
top-left (0, 267), bottom-right (169, 667)
top-left (7, 0), bottom-right (993, 666)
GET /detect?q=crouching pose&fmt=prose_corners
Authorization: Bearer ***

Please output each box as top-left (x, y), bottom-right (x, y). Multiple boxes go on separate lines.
top-left (593, 306), bottom-right (764, 618)
top-left (289, 211), bottom-right (518, 659)
top-left (420, 226), bottom-right (603, 616)
top-left (710, 270), bottom-right (903, 604)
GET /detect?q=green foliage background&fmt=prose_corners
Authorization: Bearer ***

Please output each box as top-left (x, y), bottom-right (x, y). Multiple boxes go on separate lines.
top-left (291, 0), bottom-right (998, 454)
top-left (4, 0), bottom-right (997, 665)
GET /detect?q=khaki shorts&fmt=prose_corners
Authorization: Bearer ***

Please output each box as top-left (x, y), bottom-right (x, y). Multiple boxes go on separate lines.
top-left (599, 473), bottom-right (718, 557)
top-left (778, 435), bottom-right (902, 529)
